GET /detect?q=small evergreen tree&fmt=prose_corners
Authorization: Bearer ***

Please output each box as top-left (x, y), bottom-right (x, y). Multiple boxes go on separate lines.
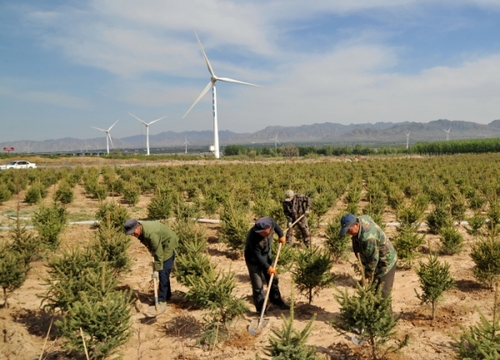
top-left (426, 205), bottom-right (453, 235)
top-left (58, 289), bottom-right (132, 360)
top-left (175, 239), bottom-right (215, 286)
top-left (393, 225), bottom-right (425, 269)
top-left (32, 202), bottom-right (68, 249)
top-left (218, 198), bottom-right (249, 255)
top-left (9, 197), bottom-right (40, 266)
top-left (439, 226), bottom-right (464, 255)
top-left (94, 201), bottom-right (130, 231)
top-left (186, 269), bottom-right (248, 345)
top-left (414, 252), bottom-right (455, 322)
top-left (451, 284), bottom-right (500, 358)
top-left (0, 243), bottom-right (27, 308)
top-left (147, 187), bottom-right (174, 220)
top-left (332, 280), bottom-right (408, 360)
top-left (88, 218), bottom-right (132, 274)
top-left (54, 179), bottom-right (74, 204)
top-left (0, 183), bottom-right (12, 204)
top-left (40, 249), bottom-right (114, 313)
top-left (470, 233), bottom-right (500, 288)
top-left (324, 216), bottom-right (351, 262)
top-left (122, 182), bottom-right (140, 206)
top-left (465, 212), bottom-right (486, 236)
top-left (292, 246), bottom-right (335, 304)
top-left (256, 297), bottom-right (321, 360)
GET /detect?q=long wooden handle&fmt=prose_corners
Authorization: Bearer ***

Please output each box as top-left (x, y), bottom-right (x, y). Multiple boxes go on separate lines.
top-left (257, 215), bottom-right (304, 327)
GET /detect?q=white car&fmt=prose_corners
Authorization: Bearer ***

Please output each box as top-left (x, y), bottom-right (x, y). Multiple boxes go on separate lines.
top-left (0, 160), bottom-right (37, 170)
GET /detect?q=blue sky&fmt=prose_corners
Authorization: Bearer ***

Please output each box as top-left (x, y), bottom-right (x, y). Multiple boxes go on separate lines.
top-left (1, 0), bottom-right (500, 143)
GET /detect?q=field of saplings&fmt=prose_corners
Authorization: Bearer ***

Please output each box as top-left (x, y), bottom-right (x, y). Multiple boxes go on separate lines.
top-left (1, 153), bottom-right (500, 359)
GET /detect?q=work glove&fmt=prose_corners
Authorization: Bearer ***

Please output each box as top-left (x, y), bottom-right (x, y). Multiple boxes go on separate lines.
top-left (152, 271), bottom-right (159, 280)
top-left (287, 222), bottom-right (293, 228)
top-left (278, 236), bottom-right (286, 245)
top-left (267, 266), bottom-right (277, 276)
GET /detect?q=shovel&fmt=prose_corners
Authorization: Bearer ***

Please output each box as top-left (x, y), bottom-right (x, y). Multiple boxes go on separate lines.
top-left (145, 272), bottom-right (167, 318)
top-left (144, 257), bottom-right (167, 317)
top-left (248, 214), bottom-right (305, 335)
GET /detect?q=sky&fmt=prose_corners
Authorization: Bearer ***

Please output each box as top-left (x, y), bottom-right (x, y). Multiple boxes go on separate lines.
top-left (1, 0), bottom-right (500, 143)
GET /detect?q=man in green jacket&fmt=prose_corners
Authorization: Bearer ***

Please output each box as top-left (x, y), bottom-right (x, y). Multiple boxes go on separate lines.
top-left (124, 218), bottom-right (179, 309)
top-left (339, 214), bottom-right (397, 300)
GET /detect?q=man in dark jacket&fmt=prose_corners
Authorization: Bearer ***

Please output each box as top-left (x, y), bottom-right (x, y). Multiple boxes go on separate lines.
top-left (283, 190), bottom-right (312, 247)
top-left (124, 218), bottom-right (179, 310)
top-left (244, 217), bottom-right (290, 313)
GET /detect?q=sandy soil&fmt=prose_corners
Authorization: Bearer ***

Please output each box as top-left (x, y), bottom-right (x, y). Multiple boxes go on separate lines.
top-left (0, 161), bottom-right (493, 360)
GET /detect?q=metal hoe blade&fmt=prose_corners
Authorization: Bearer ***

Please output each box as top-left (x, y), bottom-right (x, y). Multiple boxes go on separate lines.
top-left (144, 304), bottom-right (166, 318)
top-left (248, 318), bottom-right (269, 336)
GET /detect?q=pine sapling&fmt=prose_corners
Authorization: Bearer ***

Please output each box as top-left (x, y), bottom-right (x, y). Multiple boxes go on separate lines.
top-left (451, 283), bottom-right (500, 358)
top-left (218, 198), bottom-right (249, 255)
top-left (393, 224), bottom-right (425, 269)
top-left (256, 296), bottom-right (321, 360)
top-left (414, 252), bottom-right (455, 322)
top-left (0, 243), bottom-right (27, 308)
top-left (292, 246), bottom-right (335, 304)
top-left (470, 232), bottom-right (500, 288)
top-left (324, 216), bottom-right (351, 262)
top-left (333, 280), bottom-right (408, 360)
top-left (32, 202), bottom-right (68, 250)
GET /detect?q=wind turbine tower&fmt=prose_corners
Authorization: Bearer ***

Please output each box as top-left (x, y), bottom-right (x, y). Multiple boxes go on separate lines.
top-left (270, 134), bottom-right (280, 149)
top-left (91, 120), bottom-right (119, 155)
top-left (183, 137), bottom-right (190, 154)
top-left (444, 127), bottom-right (451, 141)
top-left (183, 31), bottom-right (262, 159)
top-left (405, 132), bottom-right (410, 149)
top-left (129, 113), bottom-right (167, 156)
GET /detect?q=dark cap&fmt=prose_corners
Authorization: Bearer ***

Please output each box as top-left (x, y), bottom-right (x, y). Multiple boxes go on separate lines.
top-left (124, 218), bottom-right (139, 235)
top-left (254, 217), bottom-right (272, 233)
top-left (339, 214), bottom-right (357, 236)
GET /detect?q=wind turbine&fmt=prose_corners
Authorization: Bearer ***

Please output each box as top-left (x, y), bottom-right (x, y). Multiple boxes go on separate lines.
top-left (405, 132), bottom-right (410, 149)
top-left (183, 136), bottom-right (190, 154)
top-left (183, 31), bottom-right (262, 159)
top-left (129, 113), bottom-right (167, 156)
top-left (444, 127), bottom-right (451, 141)
top-left (91, 120), bottom-right (118, 155)
top-left (25, 142), bottom-right (32, 154)
top-left (270, 134), bottom-right (280, 149)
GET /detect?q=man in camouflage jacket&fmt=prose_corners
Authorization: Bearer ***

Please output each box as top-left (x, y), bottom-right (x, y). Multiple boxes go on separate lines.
top-left (282, 190), bottom-right (312, 247)
top-left (339, 213), bottom-right (397, 299)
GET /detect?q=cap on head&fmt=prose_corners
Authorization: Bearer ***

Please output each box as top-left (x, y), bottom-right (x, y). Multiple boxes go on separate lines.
top-left (339, 214), bottom-right (357, 236)
top-left (284, 190), bottom-right (295, 202)
top-left (254, 217), bottom-right (272, 233)
top-left (124, 218), bottom-right (139, 235)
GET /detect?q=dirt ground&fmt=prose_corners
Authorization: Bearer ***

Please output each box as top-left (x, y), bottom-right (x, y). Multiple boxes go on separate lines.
top-left (0, 160), bottom-right (493, 360)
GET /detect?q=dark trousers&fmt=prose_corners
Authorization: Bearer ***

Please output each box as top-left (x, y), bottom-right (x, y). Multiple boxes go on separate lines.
top-left (158, 252), bottom-right (175, 302)
top-left (286, 217), bottom-right (311, 246)
top-left (246, 262), bottom-right (284, 312)
top-left (376, 264), bottom-right (396, 299)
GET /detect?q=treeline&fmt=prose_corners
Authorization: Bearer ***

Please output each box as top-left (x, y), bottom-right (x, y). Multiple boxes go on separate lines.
top-left (224, 137), bottom-right (500, 157)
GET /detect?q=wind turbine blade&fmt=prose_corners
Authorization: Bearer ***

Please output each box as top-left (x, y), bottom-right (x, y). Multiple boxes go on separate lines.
top-left (108, 120), bottom-right (119, 131)
top-left (129, 112), bottom-right (147, 126)
top-left (217, 77), bottom-right (262, 87)
top-left (194, 31), bottom-right (215, 77)
top-left (183, 81), bottom-right (212, 118)
top-left (108, 134), bottom-right (114, 148)
top-left (91, 126), bottom-right (106, 132)
top-left (149, 115), bottom-right (167, 125)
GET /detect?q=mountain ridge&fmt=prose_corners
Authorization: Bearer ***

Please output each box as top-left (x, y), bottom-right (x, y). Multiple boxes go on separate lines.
top-left (2, 119), bottom-right (500, 153)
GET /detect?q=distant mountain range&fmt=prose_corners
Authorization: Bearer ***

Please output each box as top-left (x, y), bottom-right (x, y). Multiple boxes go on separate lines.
top-left (2, 119), bottom-right (500, 154)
